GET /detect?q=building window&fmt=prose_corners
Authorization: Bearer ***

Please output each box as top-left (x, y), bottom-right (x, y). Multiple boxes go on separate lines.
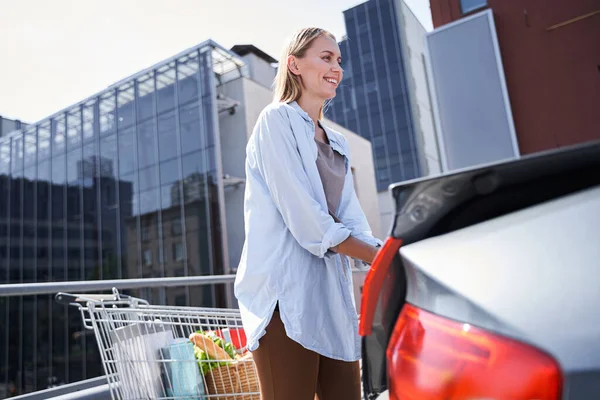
top-left (172, 216), bottom-right (182, 236)
top-left (460, 0), bottom-right (487, 14)
top-left (173, 242), bottom-right (184, 262)
top-left (141, 220), bottom-right (151, 241)
top-left (143, 249), bottom-right (152, 266)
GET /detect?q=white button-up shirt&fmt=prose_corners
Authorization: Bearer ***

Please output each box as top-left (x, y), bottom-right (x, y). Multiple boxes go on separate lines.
top-left (234, 101), bottom-right (382, 361)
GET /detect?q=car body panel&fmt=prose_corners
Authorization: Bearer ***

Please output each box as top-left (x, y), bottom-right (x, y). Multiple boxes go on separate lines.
top-left (400, 185), bottom-right (600, 396)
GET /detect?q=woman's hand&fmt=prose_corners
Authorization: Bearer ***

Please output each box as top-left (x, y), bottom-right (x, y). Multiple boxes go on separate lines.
top-left (331, 236), bottom-right (380, 265)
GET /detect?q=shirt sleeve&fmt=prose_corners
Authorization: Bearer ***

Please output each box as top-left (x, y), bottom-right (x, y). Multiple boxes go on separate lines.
top-left (336, 139), bottom-right (384, 269)
top-left (249, 106), bottom-right (351, 258)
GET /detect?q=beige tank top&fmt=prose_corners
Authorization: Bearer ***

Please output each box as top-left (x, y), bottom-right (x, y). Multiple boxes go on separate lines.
top-left (315, 139), bottom-right (346, 218)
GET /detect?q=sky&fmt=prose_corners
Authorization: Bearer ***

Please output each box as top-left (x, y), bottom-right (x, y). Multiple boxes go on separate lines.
top-left (0, 0), bottom-right (433, 124)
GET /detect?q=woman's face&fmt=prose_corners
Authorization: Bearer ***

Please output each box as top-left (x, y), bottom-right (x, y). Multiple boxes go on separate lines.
top-left (289, 35), bottom-right (343, 101)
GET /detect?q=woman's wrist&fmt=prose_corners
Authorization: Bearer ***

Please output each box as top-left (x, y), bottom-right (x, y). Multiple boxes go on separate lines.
top-left (369, 245), bottom-right (380, 264)
top-left (334, 236), bottom-right (380, 264)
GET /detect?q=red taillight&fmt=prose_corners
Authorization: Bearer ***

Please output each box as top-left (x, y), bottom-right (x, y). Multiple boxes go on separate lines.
top-left (387, 304), bottom-right (562, 400)
top-left (359, 237), bottom-right (403, 336)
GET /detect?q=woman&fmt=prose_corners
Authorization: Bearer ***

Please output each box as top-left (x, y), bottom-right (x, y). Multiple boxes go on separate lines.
top-left (234, 27), bottom-right (382, 400)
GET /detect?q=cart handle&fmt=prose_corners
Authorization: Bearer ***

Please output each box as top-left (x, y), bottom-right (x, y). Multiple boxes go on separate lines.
top-left (55, 292), bottom-right (126, 305)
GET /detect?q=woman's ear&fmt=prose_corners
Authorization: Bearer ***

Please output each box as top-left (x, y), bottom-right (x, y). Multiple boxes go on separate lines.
top-left (287, 55), bottom-right (301, 76)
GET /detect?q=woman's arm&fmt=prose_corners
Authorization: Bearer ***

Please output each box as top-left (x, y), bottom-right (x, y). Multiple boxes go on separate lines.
top-left (332, 235), bottom-right (379, 264)
top-left (329, 213), bottom-right (379, 264)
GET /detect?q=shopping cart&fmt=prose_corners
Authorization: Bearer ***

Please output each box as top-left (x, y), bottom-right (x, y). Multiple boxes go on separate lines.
top-left (56, 288), bottom-right (259, 400)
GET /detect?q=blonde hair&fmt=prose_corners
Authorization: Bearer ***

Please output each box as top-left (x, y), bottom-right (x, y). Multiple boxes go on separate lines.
top-left (273, 28), bottom-right (337, 120)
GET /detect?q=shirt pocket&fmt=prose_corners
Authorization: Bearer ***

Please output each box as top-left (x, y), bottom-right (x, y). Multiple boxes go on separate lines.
top-left (338, 255), bottom-right (352, 284)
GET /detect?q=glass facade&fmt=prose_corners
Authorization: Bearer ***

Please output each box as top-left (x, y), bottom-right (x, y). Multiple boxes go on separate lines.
top-left (0, 42), bottom-right (246, 396)
top-left (327, 0), bottom-right (421, 190)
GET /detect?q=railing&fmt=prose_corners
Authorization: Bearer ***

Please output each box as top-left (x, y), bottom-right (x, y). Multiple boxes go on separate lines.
top-left (1, 271), bottom-right (367, 399)
top-left (0, 275), bottom-right (237, 297)
top-left (1, 275), bottom-right (237, 400)
top-left (9, 376), bottom-right (109, 400)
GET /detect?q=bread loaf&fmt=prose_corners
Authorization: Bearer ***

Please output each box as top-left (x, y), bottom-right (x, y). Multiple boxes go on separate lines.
top-left (189, 332), bottom-right (233, 361)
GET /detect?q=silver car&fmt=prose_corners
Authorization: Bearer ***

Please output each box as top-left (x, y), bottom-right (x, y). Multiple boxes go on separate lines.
top-left (360, 141), bottom-right (600, 399)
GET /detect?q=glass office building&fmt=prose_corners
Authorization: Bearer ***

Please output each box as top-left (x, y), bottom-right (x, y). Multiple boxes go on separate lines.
top-left (327, 0), bottom-right (421, 190)
top-left (0, 40), bottom-right (247, 396)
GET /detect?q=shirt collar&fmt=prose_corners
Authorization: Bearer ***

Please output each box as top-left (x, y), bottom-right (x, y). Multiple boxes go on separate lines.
top-left (288, 101), bottom-right (312, 122)
top-left (288, 101), bottom-right (346, 157)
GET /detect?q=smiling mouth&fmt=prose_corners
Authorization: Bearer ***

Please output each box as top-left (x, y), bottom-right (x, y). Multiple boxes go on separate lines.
top-left (324, 77), bottom-right (338, 85)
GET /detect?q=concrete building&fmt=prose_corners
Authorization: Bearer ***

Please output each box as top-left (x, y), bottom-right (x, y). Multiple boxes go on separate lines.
top-left (230, 44), bottom-right (278, 90)
top-left (0, 115), bottom-right (27, 137)
top-left (0, 39), bottom-right (380, 396)
top-left (327, 0), bottom-right (439, 236)
top-left (427, 0), bottom-right (600, 169)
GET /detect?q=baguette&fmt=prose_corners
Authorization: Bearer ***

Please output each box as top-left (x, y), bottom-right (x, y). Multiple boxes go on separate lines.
top-left (189, 332), bottom-right (233, 361)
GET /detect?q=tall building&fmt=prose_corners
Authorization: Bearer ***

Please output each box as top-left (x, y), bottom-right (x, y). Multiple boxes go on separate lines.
top-left (0, 40), bottom-right (243, 396)
top-left (327, 0), bottom-right (439, 234)
top-left (0, 40), bottom-right (381, 397)
top-left (427, 0), bottom-right (600, 168)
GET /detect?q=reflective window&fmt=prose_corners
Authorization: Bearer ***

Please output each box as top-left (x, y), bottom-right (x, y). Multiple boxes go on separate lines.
top-left (67, 110), bottom-right (82, 150)
top-left (38, 123), bottom-right (51, 161)
top-left (37, 160), bottom-right (50, 223)
top-left (52, 116), bottom-right (66, 156)
top-left (161, 183), bottom-right (178, 210)
top-left (137, 120), bottom-right (157, 169)
top-left (117, 132), bottom-right (135, 184)
top-left (179, 102), bottom-right (203, 154)
top-left (82, 141), bottom-right (97, 184)
top-left (23, 129), bottom-right (37, 168)
top-left (139, 165), bottom-right (158, 192)
top-left (139, 188), bottom-right (160, 216)
top-left (100, 133), bottom-right (120, 279)
top-left (158, 111), bottom-right (178, 162)
top-left (136, 73), bottom-right (155, 122)
top-left (157, 64), bottom-right (176, 114)
top-left (0, 142), bottom-right (10, 177)
top-left (178, 56), bottom-right (200, 106)
top-left (117, 85), bottom-right (135, 131)
top-left (160, 159), bottom-right (180, 187)
top-left (100, 134), bottom-right (117, 178)
top-left (181, 151), bottom-right (205, 178)
top-left (67, 149), bottom-right (81, 185)
top-left (99, 94), bottom-right (117, 137)
top-left (1, 42), bottom-right (228, 394)
top-left (11, 136), bottom-right (24, 175)
top-left (51, 155), bottom-right (66, 186)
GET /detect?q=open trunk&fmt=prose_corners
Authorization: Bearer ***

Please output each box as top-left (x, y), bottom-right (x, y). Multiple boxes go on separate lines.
top-left (361, 140), bottom-right (600, 399)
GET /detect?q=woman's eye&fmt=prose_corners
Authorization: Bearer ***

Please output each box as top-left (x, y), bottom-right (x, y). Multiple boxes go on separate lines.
top-left (323, 56), bottom-right (331, 61)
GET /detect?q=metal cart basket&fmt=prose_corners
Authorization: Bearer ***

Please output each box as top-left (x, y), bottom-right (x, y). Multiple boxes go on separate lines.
top-left (56, 288), bottom-right (259, 400)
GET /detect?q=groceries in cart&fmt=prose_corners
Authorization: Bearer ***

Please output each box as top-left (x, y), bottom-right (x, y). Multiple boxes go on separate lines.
top-left (191, 330), bottom-right (237, 375)
top-left (55, 289), bottom-right (259, 400)
top-left (189, 330), bottom-right (258, 399)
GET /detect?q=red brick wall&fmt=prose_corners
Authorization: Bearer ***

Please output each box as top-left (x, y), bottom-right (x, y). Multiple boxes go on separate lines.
top-left (429, 0), bottom-right (600, 154)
